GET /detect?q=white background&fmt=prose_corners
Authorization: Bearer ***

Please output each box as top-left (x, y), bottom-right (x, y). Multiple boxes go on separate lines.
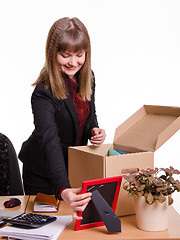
top-left (0, 0), bottom-right (180, 213)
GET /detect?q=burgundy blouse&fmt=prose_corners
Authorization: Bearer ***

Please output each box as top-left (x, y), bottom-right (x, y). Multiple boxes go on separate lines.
top-left (66, 77), bottom-right (90, 145)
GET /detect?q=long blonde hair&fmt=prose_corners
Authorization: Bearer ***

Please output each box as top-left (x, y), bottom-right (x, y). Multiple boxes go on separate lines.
top-left (33, 17), bottom-right (92, 101)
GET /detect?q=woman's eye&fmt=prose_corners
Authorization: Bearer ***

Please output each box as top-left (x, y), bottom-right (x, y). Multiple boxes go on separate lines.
top-left (61, 54), bottom-right (69, 58)
top-left (77, 52), bottom-right (85, 57)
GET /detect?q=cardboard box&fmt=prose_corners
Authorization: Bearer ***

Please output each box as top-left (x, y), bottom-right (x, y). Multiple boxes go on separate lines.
top-left (68, 105), bottom-right (180, 216)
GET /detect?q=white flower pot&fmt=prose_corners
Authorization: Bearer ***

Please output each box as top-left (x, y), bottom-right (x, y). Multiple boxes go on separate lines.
top-left (134, 195), bottom-right (169, 231)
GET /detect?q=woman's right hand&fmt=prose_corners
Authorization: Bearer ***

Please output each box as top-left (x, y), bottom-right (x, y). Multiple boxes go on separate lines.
top-left (61, 188), bottom-right (92, 220)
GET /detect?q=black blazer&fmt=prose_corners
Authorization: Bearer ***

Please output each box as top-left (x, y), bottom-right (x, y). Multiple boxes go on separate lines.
top-left (18, 78), bottom-right (98, 197)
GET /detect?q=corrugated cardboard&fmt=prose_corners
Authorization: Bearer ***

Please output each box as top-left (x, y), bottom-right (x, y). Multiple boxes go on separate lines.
top-left (68, 105), bottom-right (180, 216)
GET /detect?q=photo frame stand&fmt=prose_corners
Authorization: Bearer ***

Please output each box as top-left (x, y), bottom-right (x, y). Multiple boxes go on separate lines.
top-left (91, 189), bottom-right (121, 233)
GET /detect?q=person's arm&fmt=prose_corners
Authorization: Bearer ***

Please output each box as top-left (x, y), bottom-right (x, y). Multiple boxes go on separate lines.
top-left (87, 74), bottom-right (106, 146)
top-left (32, 84), bottom-right (91, 217)
top-left (31, 84), bottom-right (71, 197)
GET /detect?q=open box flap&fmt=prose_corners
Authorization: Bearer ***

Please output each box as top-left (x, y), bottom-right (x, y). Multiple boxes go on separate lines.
top-left (155, 117), bottom-right (180, 150)
top-left (113, 105), bottom-right (180, 152)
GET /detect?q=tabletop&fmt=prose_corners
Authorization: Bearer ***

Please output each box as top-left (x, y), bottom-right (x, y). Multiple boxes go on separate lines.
top-left (0, 195), bottom-right (180, 240)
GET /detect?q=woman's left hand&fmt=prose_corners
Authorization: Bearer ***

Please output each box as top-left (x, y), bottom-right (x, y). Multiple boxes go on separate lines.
top-left (90, 127), bottom-right (106, 146)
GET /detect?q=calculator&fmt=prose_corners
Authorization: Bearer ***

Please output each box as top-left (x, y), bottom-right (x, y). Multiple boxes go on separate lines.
top-left (4, 213), bottom-right (57, 228)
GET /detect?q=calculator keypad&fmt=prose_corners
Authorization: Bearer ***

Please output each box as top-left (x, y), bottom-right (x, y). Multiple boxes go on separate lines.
top-left (4, 213), bottom-right (57, 228)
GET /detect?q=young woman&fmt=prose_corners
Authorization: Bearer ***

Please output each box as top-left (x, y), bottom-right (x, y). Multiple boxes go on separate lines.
top-left (18, 17), bottom-right (106, 219)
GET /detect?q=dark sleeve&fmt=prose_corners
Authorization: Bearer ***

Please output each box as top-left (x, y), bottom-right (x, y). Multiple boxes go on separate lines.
top-left (89, 75), bottom-right (99, 130)
top-left (31, 84), bottom-right (71, 197)
top-left (82, 74), bottom-right (99, 143)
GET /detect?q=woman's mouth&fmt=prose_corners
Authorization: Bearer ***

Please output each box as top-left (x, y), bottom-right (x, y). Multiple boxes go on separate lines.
top-left (65, 66), bottom-right (77, 71)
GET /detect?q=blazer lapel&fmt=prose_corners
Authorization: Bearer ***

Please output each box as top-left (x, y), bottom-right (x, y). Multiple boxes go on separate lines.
top-left (64, 96), bottom-right (79, 144)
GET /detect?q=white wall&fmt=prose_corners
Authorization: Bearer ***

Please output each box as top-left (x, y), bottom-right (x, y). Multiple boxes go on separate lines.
top-left (0, 0), bottom-right (179, 213)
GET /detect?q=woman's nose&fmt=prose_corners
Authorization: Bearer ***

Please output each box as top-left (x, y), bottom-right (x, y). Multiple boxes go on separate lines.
top-left (69, 56), bottom-right (77, 66)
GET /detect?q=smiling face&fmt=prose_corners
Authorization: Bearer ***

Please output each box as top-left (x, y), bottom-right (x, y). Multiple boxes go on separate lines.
top-left (57, 50), bottom-right (86, 81)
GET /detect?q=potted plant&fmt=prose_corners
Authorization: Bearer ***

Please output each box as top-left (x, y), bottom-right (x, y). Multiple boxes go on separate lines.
top-left (122, 166), bottom-right (180, 231)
